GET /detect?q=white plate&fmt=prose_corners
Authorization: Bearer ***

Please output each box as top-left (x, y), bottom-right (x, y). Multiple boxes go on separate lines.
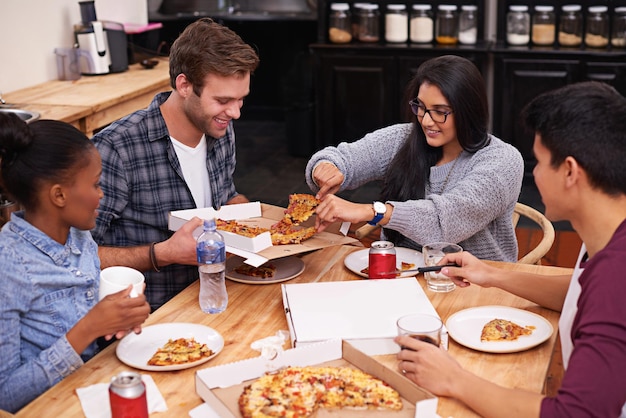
top-left (225, 255), bottom-right (305, 284)
top-left (446, 306), bottom-right (554, 353)
top-left (344, 247), bottom-right (425, 278)
top-left (116, 323), bottom-right (224, 371)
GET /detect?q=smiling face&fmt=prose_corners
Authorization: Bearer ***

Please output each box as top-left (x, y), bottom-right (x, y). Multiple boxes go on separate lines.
top-left (183, 72), bottom-right (250, 139)
top-left (415, 82), bottom-right (461, 160)
top-left (60, 148), bottom-right (103, 231)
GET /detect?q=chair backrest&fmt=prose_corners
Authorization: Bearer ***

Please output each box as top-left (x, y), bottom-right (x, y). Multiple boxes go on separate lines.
top-left (513, 202), bottom-right (555, 265)
top-left (355, 202), bottom-right (556, 265)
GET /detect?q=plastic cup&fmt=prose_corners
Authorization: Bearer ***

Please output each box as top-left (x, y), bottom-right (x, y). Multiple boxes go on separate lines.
top-left (397, 313), bottom-right (443, 347)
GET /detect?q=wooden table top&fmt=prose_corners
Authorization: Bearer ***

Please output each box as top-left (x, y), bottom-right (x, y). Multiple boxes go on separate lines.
top-left (14, 245), bottom-right (573, 418)
top-left (4, 58), bottom-right (170, 136)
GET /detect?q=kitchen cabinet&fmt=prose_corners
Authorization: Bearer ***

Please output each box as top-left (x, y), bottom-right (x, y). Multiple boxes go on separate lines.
top-left (312, 44), bottom-right (488, 148)
top-left (312, 0), bottom-right (626, 174)
top-left (492, 48), bottom-right (626, 176)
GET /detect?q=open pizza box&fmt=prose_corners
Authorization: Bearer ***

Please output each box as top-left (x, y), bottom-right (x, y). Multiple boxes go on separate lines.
top-left (168, 202), bottom-right (359, 266)
top-left (195, 339), bottom-right (439, 417)
top-left (281, 278), bottom-right (448, 355)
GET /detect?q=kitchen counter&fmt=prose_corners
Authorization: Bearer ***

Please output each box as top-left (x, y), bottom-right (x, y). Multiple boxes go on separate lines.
top-left (3, 58), bottom-right (170, 137)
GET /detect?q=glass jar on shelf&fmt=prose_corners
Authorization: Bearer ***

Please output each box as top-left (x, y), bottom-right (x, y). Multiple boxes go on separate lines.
top-left (585, 6), bottom-right (609, 48)
top-left (351, 3), bottom-right (368, 39)
top-left (532, 5), bottom-right (555, 46)
top-left (506, 5), bottom-right (530, 46)
top-left (410, 4), bottom-right (434, 44)
top-left (385, 4), bottom-right (408, 43)
top-left (328, 3), bottom-right (352, 44)
top-left (612, 7), bottom-right (626, 48)
top-left (358, 3), bottom-right (380, 43)
top-left (435, 4), bottom-right (459, 45)
top-left (558, 4), bottom-right (582, 47)
top-left (459, 5), bottom-right (478, 45)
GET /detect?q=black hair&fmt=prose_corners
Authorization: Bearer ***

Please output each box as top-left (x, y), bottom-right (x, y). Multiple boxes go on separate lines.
top-left (381, 55), bottom-right (490, 244)
top-left (522, 81), bottom-right (626, 196)
top-left (0, 114), bottom-right (96, 210)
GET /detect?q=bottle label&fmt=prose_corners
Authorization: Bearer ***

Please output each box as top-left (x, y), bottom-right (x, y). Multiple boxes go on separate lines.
top-left (197, 241), bottom-right (226, 264)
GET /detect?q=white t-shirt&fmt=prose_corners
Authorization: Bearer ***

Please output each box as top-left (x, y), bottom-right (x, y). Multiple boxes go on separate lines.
top-left (170, 134), bottom-right (211, 208)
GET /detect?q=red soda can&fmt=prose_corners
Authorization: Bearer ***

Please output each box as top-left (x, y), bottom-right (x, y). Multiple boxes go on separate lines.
top-left (109, 371), bottom-right (149, 418)
top-left (368, 240), bottom-right (397, 279)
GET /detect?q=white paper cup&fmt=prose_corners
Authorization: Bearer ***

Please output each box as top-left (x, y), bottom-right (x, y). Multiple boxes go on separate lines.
top-left (99, 266), bottom-right (145, 300)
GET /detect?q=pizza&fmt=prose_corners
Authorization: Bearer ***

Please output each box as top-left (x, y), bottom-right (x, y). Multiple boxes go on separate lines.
top-left (480, 318), bottom-right (535, 342)
top-left (361, 261), bottom-right (416, 276)
top-left (147, 337), bottom-right (213, 366)
top-left (234, 262), bottom-right (277, 278)
top-left (215, 194), bottom-right (320, 246)
top-left (270, 220), bottom-right (317, 245)
top-left (216, 219), bottom-right (268, 238)
top-left (238, 366), bottom-right (403, 418)
top-left (282, 193), bottom-right (320, 225)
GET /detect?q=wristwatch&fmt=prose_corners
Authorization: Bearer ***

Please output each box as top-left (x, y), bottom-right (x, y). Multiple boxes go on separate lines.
top-left (368, 201), bottom-right (387, 226)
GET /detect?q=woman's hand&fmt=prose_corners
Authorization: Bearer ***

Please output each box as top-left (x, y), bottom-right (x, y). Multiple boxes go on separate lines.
top-left (314, 195), bottom-right (373, 232)
top-left (312, 163), bottom-right (344, 199)
top-left (395, 335), bottom-right (464, 397)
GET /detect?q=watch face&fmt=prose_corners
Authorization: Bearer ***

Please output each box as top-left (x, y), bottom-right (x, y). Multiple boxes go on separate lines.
top-left (373, 201), bottom-right (386, 214)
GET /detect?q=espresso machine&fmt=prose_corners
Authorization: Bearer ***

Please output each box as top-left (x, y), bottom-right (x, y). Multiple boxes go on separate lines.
top-left (74, 1), bottom-right (128, 75)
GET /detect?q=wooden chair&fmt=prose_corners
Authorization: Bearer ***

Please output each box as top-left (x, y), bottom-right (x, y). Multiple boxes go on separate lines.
top-left (354, 202), bottom-right (555, 265)
top-left (512, 202), bottom-right (555, 265)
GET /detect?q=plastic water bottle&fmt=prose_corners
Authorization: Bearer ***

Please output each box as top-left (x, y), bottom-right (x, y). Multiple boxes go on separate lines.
top-left (196, 219), bottom-right (227, 313)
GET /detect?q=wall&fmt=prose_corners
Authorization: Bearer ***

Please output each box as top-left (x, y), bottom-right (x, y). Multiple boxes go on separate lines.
top-left (0, 0), bottom-right (146, 95)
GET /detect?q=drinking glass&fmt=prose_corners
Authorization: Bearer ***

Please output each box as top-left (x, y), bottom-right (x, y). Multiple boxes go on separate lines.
top-left (423, 242), bottom-right (462, 292)
top-left (396, 313), bottom-right (443, 347)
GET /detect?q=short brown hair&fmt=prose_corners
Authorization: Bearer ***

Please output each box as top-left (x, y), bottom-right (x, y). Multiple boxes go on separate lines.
top-left (168, 18), bottom-right (260, 94)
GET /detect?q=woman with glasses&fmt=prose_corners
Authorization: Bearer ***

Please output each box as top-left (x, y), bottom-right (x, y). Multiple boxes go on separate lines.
top-left (305, 55), bottom-right (524, 261)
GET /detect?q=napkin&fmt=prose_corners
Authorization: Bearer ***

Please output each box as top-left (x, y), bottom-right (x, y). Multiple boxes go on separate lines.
top-left (188, 402), bottom-right (221, 418)
top-left (76, 374), bottom-right (167, 418)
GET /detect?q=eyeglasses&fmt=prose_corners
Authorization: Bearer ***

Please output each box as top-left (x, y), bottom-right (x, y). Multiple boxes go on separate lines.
top-left (409, 99), bottom-right (454, 123)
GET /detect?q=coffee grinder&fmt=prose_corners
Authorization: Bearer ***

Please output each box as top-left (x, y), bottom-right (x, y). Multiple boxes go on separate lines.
top-left (74, 1), bottom-right (128, 75)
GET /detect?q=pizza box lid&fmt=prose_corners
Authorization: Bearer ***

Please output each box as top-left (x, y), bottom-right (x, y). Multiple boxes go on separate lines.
top-left (195, 339), bottom-right (438, 418)
top-left (168, 202), bottom-right (359, 266)
top-left (281, 278), bottom-right (448, 354)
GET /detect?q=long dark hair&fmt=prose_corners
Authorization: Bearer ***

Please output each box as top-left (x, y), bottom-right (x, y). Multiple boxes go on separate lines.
top-left (381, 55), bottom-right (489, 244)
top-left (0, 114), bottom-right (95, 210)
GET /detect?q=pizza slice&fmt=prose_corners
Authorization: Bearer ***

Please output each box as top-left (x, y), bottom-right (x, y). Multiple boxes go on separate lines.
top-left (282, 193), bottom-right (320, 225)
top-left (147, 337), bottom-right (213, 366)
top-left (480, 318), bottom-right (535, 342)
top-left (234, 263), bottom-right (277, 278)
top-left (270, 220), bottom-right (317, 245)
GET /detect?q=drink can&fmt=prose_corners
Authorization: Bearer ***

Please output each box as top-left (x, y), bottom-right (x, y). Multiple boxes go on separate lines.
top-left (368, 240), bottom-right (396, 279)
top-left (109, 371), bottom-right (149, 418)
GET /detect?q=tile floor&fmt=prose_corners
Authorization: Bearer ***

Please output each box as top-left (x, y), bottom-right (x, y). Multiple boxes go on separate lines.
top-left (233, 120), bottom-right (580, 268)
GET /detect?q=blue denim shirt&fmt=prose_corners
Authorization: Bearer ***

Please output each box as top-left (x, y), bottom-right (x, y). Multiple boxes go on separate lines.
top-left (0, 212), bottom-right (100, 413)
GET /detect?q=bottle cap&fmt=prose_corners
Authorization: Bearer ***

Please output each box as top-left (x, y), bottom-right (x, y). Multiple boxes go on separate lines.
top-left (438, 4), bottom-right (458, 11)
top-left (461, 5), bottom-right (477, 11)
top-left (588, 6), bottom-right (608, 13)
top-left (412, 4), bottom-right (432, 11)
top-left (561, 5), bottom-right (581, 12)
top-left (387, 4), bottom-right (406, 11)
top-left (534, 5), bottom-right (554, 12)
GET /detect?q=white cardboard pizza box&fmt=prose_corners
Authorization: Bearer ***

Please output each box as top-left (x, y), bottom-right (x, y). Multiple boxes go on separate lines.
top-left (168, 202), bottom-right (358, 266)
top-left (195, 339), bottom-right (439, 418)
top-left (281, 278), bottom-right (448, 355)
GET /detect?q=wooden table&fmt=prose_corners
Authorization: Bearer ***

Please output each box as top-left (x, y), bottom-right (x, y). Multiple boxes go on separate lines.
top-left (15, 245), bottom-right (572, 417)
top-left (3, 58), bottom-right (170, 137)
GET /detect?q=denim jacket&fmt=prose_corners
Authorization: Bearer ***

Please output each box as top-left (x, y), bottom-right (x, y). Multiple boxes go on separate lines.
top-left (0, 212), bottom-right (100, 413)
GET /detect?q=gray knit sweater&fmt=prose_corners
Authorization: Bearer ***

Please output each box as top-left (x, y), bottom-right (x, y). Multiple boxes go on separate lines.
top-left (305, 123), bottom-right (525, 262)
